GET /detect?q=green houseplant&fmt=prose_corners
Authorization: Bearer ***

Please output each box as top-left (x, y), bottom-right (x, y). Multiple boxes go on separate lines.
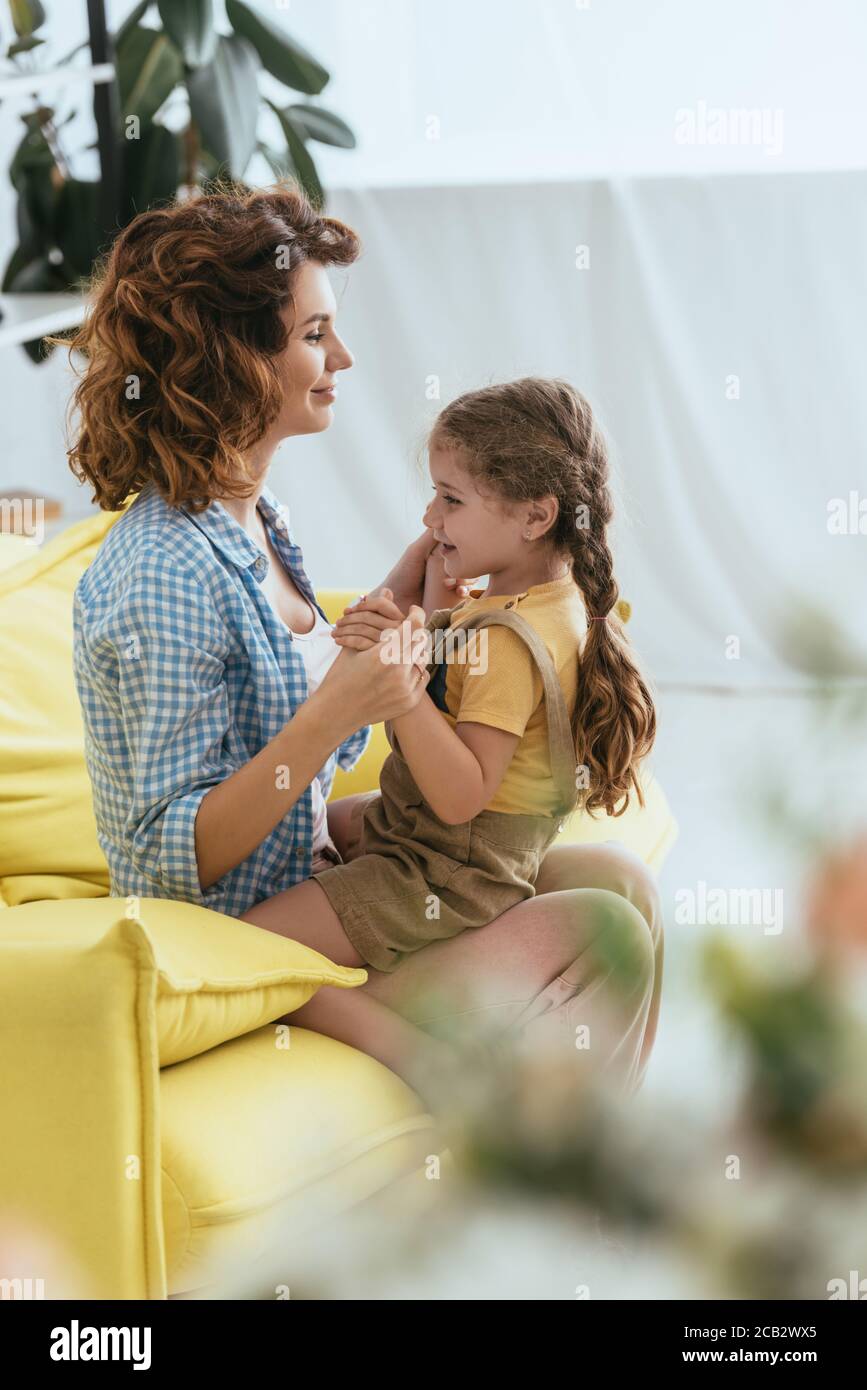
top-left (2, 0), bottom-right (356, 359)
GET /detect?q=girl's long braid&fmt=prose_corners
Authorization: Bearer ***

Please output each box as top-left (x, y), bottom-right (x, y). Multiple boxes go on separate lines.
top-left (560, 390), bottom-right (656, 814)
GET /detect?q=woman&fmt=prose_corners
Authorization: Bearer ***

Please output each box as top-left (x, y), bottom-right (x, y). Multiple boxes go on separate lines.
top-left (66, 185), bottom-right (663, 1110)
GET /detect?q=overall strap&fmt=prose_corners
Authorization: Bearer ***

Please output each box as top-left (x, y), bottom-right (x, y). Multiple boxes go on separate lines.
top-left (445, 607), bottom-right (579, 818)
top-left (383, 607), bottom-right (460, 755)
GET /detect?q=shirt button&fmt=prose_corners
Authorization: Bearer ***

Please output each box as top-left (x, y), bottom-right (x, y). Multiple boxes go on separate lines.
top-left (254, 556), bottom-right (267, 578)
top-left (295, 846), bottom-right (305, 858)
top-left (275, 518), bottom-right (288, 534)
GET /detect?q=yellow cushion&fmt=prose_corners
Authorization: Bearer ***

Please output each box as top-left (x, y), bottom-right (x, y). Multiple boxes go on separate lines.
top-left (4, 896), bottom-right (367, 1068)
top-left (0, 534), bottom-right (36, 573)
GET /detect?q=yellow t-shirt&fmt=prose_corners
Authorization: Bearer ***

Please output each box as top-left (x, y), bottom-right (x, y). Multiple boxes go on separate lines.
top-left (429, 572), bottom-right (587, 816)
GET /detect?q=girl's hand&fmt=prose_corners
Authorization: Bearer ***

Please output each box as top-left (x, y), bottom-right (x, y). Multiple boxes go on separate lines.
top-left (332, 589), bottom-right (407, 650)
top-left (375, 531), bottom-right (433, 615)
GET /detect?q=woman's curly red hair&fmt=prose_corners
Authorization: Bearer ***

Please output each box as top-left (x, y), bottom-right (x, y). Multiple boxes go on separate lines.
top-left (56, 182), bottom-right (361, 513)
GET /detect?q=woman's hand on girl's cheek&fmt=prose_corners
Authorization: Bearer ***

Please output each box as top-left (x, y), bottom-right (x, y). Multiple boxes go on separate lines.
top-left (377, 530), bottom-right (438, 615)
top-left (423, 549), bottom-right (477, 608)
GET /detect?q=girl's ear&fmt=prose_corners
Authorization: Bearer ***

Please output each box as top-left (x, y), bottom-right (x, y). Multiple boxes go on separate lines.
top-left (525, 494), bottom-right (558, 536)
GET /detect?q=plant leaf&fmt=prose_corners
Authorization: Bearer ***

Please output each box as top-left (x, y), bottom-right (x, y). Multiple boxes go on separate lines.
top-left (285, 102), bottom-right (355, 148)
top-left (256, 140), bottom-right (290, 180)
top-left (116, 24), bottom-right (184, 127)
top-left (14, 163), bottom-right (57, 243)
top-left (188, 33), bottom-right (261, 179)
top-left (266, 101), bottom-right (323, 208)
top-left (225, 0), bottom-right (328, 95)
top-left (114, 0), bottom-right (152, 47)
top-left (54, 180), bottom-right (102, 280)
top-left (284, 122), bottom-right (323, 209)
top-left (8, 33), bottom-right (45, 57)
top-left (9, 120), bottom-right (54, 193)
top-left (15, 189), bottom-right (41, 258)
top-left (0, 244), bottom-right (67, 364)
top-left (156, 0), bottom-right (217, 69)
top-left (20, 333), bottom-right (53, 361)
top-left (22, 334), bottom-right (57, 364)
top-left (196, 147), bottom-right (221, 180)
top-left (2, 241), bottom-right (38, 291)
top-left (122, 121), bottom-right (181, 218)
top-left (10, 0), bottom-right (46, 38)
top-left (56, 38), bottom-right (89, 64)
top-left (7, 253), bottom-right (67, 292)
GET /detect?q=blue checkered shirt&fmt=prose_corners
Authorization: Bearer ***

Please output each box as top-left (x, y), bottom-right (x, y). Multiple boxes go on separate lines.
top-left (73, 481), bottom-right (371, 916)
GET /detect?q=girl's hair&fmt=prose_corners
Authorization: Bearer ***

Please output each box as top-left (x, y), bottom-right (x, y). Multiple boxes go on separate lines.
top-left (430, 378), bottom-right (656, 817)
top-left (56, 182), bottom-right (361, 513)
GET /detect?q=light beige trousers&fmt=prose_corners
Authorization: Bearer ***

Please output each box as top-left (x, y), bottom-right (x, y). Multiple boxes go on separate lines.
top-left (315, 803), bottom-right (664, 1096)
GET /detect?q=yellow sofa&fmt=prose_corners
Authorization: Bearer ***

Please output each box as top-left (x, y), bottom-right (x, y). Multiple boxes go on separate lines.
top-left (0, 507), bottom-right (677, 1300)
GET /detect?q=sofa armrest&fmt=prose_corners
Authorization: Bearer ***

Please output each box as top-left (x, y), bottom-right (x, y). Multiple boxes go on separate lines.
top-left (0, 908), bottom-right (166, 1299)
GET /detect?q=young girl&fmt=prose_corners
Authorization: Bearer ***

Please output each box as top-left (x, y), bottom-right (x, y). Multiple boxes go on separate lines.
top-left (245, 378), bottom-right (655, 1012)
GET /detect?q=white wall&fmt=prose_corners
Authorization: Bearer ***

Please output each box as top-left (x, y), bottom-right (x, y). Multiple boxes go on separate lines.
top-left (277, 173), bottom-right (867, 689)
top-left (2, 1), bottom-right (865, 689)
top-left (284, 0), bottom-right (867, 184)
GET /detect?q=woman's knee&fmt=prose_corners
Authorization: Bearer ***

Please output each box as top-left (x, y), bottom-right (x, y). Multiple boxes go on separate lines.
top-left (534, 887), bottom-right (657, 1016)
top-left (605, 844), bottom-right (663, 944)
top-left (539, 840), bottom-right (662, 940)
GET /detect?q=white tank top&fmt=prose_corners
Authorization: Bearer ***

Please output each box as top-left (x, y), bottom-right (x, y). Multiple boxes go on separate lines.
top-left (283, 600), bottom-right (341, 853)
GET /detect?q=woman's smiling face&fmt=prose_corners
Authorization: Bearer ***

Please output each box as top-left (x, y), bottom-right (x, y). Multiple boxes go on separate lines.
top-left (272, 260), bottom-right (354, 437)
top-left (423, 438), bottom-right (527, 577)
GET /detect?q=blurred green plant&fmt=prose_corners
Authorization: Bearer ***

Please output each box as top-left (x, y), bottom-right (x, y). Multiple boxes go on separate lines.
top-left (414, 617), bottom-right (867, 1298)
top-left (2, 0), bottom-right (356, 359)
top-left (433, 926), bottom-right (867, 1298)
top-left (704, 936), bottom-right (867, 1175)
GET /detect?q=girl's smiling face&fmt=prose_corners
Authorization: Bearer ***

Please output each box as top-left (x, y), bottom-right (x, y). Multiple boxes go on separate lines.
top-left (423, 439), bottom-right (529, 578)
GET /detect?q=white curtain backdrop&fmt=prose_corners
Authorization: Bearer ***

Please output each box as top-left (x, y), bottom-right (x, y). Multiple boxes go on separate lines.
top-left (2, 2), bottom-right (866, 692)
top-left (275, 171), bottom-right (867, 691)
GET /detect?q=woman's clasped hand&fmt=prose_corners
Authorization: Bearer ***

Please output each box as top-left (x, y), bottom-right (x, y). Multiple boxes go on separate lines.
top-left (330, 588), bottom-right (409, 650)
top-left (317, 603), bottom-right (431, 728)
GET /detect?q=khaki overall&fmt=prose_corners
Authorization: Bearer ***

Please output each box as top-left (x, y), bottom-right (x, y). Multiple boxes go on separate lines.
top-left (311, 605), bottom-right (581, 974)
